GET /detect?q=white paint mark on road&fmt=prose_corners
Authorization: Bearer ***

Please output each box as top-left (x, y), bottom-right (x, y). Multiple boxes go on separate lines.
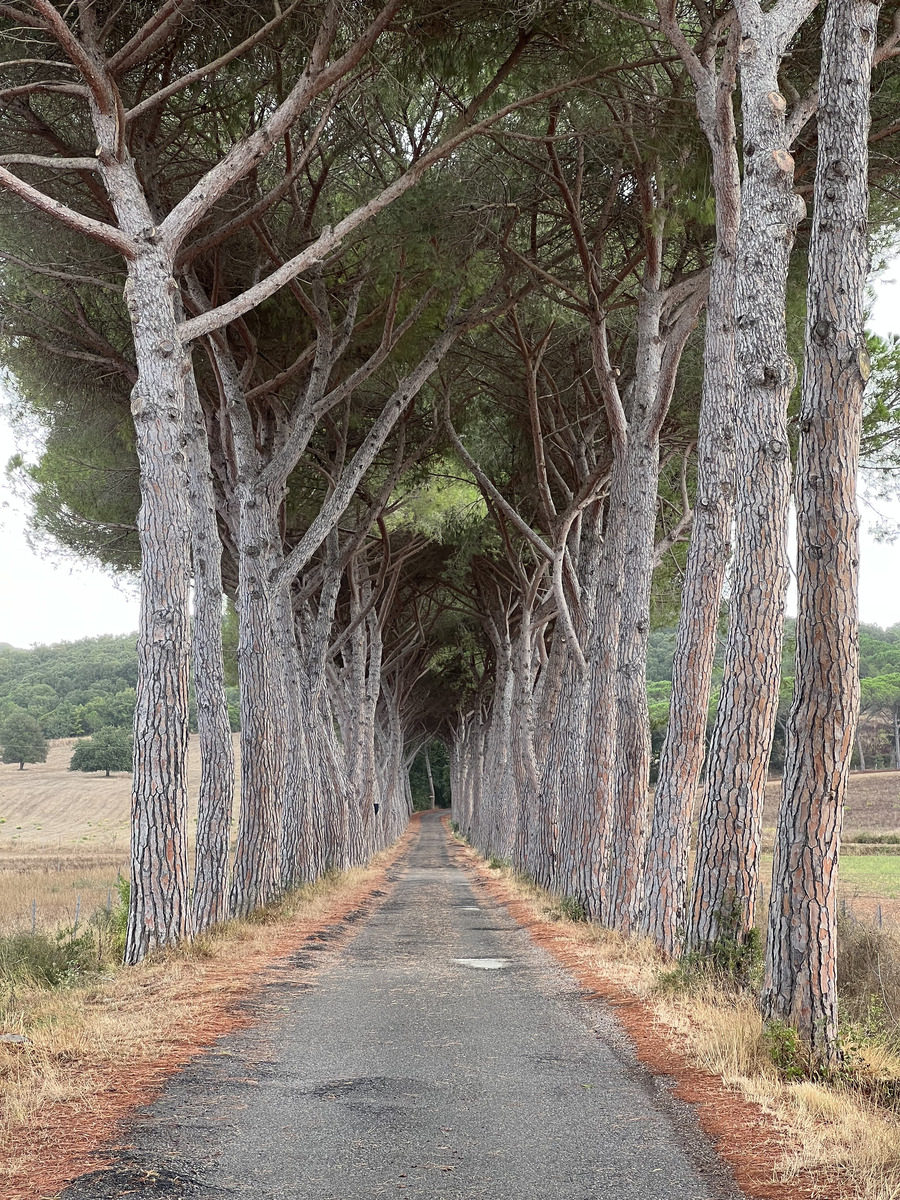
top-left (453, 958), bottom-right (509, 970)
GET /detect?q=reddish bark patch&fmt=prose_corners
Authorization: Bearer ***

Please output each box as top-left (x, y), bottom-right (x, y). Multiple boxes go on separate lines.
top-left (456, 843), bottom-right (846, 1200)
top-left (1, 825), bottom-right (415, 1200)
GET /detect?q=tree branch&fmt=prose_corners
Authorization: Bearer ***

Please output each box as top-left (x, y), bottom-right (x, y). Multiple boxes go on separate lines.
top-left (0, 250), bottom-right (119, 289)
top-left (107, 0), bottom-right (198, 75)
top-left (0, 165), bottom-right (133, 255)
top-left (124, 1), bottom-right (303, 123)
top-left (158, 0), bottom-right (399, 252)
top-left (179, 73), bottom-right (602, 343)
top-left (0, 153), bottom-right (100, 171)
top-left (24, 0), bottom-right (115, 114)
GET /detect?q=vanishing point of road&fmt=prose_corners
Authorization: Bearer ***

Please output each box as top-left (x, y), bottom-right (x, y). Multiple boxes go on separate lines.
top-left (62, 812), bottom-right (743, 1199)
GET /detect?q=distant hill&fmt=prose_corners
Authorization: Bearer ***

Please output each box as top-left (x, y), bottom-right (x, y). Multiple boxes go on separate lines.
top-left (0, 634), bottom-right (239, 737)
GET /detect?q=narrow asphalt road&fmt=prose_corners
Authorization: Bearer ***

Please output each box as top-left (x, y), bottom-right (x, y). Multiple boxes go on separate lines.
top-left (63, 813), bottom-right (743, 1200)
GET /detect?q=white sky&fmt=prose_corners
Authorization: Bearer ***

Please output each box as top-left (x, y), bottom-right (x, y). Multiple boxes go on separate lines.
top-left (0, 412), bottom-right (140, 647)
top-left (0, 269), bottom-right (898, 649)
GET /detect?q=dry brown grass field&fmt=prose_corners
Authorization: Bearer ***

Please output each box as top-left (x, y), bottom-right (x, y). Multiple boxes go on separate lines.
top-left (0, 749), bottom-right (897, 936)
top-left (764, 769), bottom-right (900, 836)
top-left (0, 735), bottom-right (240, 934)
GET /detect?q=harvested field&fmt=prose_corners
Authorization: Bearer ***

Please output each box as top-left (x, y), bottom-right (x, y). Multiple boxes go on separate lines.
top-left (0, 735), bottom-right (241, 934)
top-left (764, 769), bottom-right (900, 837)
top-left (0, 734), bottom-right (241, 850)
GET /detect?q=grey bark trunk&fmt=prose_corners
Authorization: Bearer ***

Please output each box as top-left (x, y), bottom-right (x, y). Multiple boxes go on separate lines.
top-left (122, 249), bottom-right (194, 964)
top-left (689, 1), bottom-right (814, 952)
top-left (642, 24), bottom-right (740, 956)
top-left (229, 487), bottom-right (288, 915)
top-left (424, 746), bottom-right (436, 809)
top-left (185, 366), bottom-right (235, 933)
top-left (605, 289), bottom-right (666, 935)
top-left (762, 0), bottom-right (877, 1062)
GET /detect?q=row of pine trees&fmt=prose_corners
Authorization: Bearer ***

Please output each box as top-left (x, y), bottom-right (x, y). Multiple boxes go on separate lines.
top-left (0, 0), bottom-right (898, 1063)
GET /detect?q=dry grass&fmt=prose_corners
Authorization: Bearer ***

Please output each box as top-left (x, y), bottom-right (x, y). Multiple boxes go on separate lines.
top-left (0, 845), bottom-right (401, 1197)
top-left (0, 735), bottom-right (243, 936)
top-left (0, 734), bottom-right (241, 850)
top-left (476, 853), bottom-right (900, 1200)
top-left (0, 857), bottom-right (124, 935)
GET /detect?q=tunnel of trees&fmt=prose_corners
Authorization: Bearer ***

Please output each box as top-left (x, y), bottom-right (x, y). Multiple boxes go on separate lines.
top-left (1, 0), bottom-right (900, 1063)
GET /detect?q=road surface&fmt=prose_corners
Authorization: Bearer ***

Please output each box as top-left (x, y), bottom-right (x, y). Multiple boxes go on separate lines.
top-left (62, 813), bottom-right (743, 1199)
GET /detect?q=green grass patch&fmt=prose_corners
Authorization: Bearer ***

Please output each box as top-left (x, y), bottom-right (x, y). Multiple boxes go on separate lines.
top-left (839, 856), bottom-right (900, 899)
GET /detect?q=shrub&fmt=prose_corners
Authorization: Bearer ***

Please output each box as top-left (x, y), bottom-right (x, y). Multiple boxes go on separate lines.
top-left (764, 1019), bottom-right (809, 1080)
top-left (549, 895), bottom-right (587, 923)
top-left (837, 915), bottom-right (900, 1052)
top-left (659, 898), bottom-right (763, 994)
top-left (91, 874), bottom-right (130, 961)
top-left (0, 927), bottom-right (99, 987)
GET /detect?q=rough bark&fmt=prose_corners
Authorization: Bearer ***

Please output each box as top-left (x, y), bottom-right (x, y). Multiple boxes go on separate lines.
top-left (689, 0), bottom-right (817, 953)
top-left (278, 589), bottom-right (311, 890)
top-left (229, 486), bottom-right (289, 915)
top-left (424, 746), bottom-right (436, 809)
top-left (185, 365), bottom-right (235, 934)
top-left (643, 16), bottom-right (741, 956)
top-left (110, 204), bottom-right (193, 963)
top-left (762, 0), bottom-right (878, 1061)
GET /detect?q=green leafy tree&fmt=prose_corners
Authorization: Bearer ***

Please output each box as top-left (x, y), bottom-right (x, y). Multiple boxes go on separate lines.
top-left (0, 708), bottom-right (48, 770)
top-left (69, 727), bottom-right (133, 778)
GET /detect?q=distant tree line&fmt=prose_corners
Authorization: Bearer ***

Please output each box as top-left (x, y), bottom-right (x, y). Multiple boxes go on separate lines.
top-left (0, 635), bottom-right (239, 737)
top-left (644, 622), bottom-right (900, 776)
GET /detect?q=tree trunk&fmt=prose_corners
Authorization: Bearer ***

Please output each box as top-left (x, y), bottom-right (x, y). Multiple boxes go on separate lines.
top-left (424, 746), bottom-right (436, 809)
top-left (278, 590), bottom-right (311, 890)
top-left (642, 26), bottom-right (740, 956)
top-left (185, 366), bottom-right (235, 934)
top-left (689, 4), bottom-right (811, 953)
top-left (762, 0), bottom-right (877, 1063)
top-left (606, 288), bottom-right (665, 935)
top-left (857, 726), bottom-right (867, 771)
top-left (556, 453), bottom-right (626, 919)
top-left (229, 489), bottom-right (288, 915)
top-left (123, 251), bottom-right (194, 964)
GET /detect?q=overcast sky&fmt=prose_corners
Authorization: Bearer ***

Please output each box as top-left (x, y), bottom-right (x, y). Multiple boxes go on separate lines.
top-left (0, 270), bottom-right (898, 649)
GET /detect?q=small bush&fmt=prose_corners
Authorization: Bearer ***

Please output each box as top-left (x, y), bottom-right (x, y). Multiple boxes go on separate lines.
top-left (487, 855), bottom-right (509, 870)
top-left (0, 926), bottom-right (100, 987)
top-left (450, 820), bottom-right (460, 834)
top-left (764, 1019), bottom-right (809, 1080)
top-left (91, 874), bottom-right (130, 961)
top-left (659, 898), bottom-right (763, 994)
top-left (837, 915), bottom-right (900, 1052)
top-left (548, 895), bottom-right (587, 923)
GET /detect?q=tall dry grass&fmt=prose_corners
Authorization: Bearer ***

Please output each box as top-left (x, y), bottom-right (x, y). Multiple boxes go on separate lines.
top-left (0, 852), bottom-right (125, 935)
